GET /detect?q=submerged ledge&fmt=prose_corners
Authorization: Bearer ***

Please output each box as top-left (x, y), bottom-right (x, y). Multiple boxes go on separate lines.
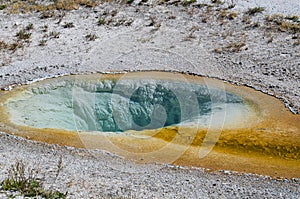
top-left (0, 71), bottom-right (299, 178)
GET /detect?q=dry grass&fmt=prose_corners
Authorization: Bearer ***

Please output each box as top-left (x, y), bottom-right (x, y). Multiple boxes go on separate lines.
top-left (285, 15), bottom-right (299, 22)
top-left (242, 15), bottom-right (251, 24)
top-left (279, 21), bottom-right (300, 33)
top-left (225, 41), bottom-right (246, 52)
top-left (63, 22), bottom-right (75, 28)
top-left (211, 0), bottom-right (223, 5)
top-left (2, 0), bottom-right (100, 14)
top-left (0, 40), bottom-right (23, 52)
top-left (180, 0), bottom-right (197, 6)
top-left (85, 33), bottom-right (98, 41)
top-left (16, 29), bottom-right (32, 40)
top-left (218, 9), bottom-right (238, 20)
top-left (214, 41), bottom-right (247, 53)
top-left (266, 14), bottom-right (300, 34)
top-left (227, 12), bottom-right (238, 20)
top-left (41, 25), bottom-right (49, 32)
top-left (49, 31), bottom-right (61, 39)
top-left (264, 31), bottom-right (274, 43)
top-left (39, 40), bottom-right (47, 46)
top-left (245, 7), bottom-right (265, 15)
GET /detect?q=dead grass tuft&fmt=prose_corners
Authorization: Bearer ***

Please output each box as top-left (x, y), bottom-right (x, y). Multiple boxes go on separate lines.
top-left (85, 33), bottom-right (98, 41)
top-left (215, 41), bottom-right (247, 53)
top-left (63, 22), bottom-right (75, 28)
top-left (266, 14), bottom-right (300, 34)
top-left (245, 7), bottom-right (265, 15)
top-left (16, 29), bottom-right (31, 41)
top-left (4, 0), bottom-right (100, 14)
top-left (225, 41), bottom-right (246, 52)
top-left (218, 9), bottom-right (237, 20)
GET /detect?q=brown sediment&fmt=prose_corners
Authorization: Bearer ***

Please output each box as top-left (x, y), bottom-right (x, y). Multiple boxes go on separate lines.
top-left (0, 72), bottom-right (299, 178)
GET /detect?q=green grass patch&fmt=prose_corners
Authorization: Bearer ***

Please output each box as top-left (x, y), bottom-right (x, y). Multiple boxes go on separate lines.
top-left (1, 160), bottom-right (66, 198)
top-left (0, 4), bottom-right (6, 10)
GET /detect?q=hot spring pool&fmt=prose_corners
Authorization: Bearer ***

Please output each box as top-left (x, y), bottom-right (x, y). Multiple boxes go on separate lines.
top-left (0, 72), bottom-right (299, 178)
top-left (4, 72), bottom-right (255, 132)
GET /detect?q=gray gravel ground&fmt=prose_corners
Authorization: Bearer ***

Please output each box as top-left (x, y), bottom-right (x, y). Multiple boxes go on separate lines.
top-left (0, 0), bottom-right (300, 198)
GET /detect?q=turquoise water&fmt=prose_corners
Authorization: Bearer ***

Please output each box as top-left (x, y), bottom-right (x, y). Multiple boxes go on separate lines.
top-left (6, 76), bottom-right (251, 132)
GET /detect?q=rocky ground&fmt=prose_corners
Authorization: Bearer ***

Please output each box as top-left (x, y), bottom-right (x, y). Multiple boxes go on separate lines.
top-left (0, 0), bottom-right (299, 198)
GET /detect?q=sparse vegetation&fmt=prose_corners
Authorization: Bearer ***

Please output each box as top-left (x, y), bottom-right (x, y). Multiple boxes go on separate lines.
top-left (181, 0), bottom-right (197, 6)
top-left (25, 23), bottom-right (34, 31)
top-left (183, 32), bottom-right (196, 41)
top-left (242, 15), bottom-right (251, 24)
top-left (245, 7), bottom-right (265, 15)
top-left (0, 40), bottom-right (23, 52)
top-left (211, 0), bottom-right (223, 5)
top-left (40, 10), bottom-right (55, 19)
top-left (245, 21), bottom-right (260, 29)
top-left (214, 47), bottom-right (223, 53)
top-left (227, 2), bottom-right (236, 9)
top-left (265, 32), bottom-right (273, 43)
top-left (126, 0), bottom-right (134, 4)
top-left (215, 41), bottom-right (247, 54)
top-left (225, 41), bottom-right (246, 52)
top-left (49, 31), bottom-right (60, 39)
top-left (85, 33), bottom-right (98, 41)
top-left (41, 25), bottom-right (48, 32)
top-left (218, 10), bottom-right (238, 20)
top-left (279, 21), bottom-right (300, 33)
top-left (0, 41), bottom-right (9, 50)
top-left (214, 41), bottom-right (246, 53)
top-left (39, 40), bottom-right (47, 46)
top-left (285, 15), bottom-right (299, 22)
top-left (98, 18), bottom-right (106, 25)
top-left (9, 42), bottom-right (23, 51)
top-left (0, 160), bottom-right (66, 198)
top-left (0, 4), bottom-right (6, 10)
top-left (113, 17), bottom-right (134, 26)
top-left (265, 14), bottom-right (284, 24)
top-left (3, 0), bottom-right (100, 14)
top-left (145, 15), bottom-right (161, 28)
top-left (63, 22), bottom-right (74, 28)
top-left (266, 14), bottom-right (300, 33)
top-left (227, 12), bottom-right (238, 20)
top-left (221, 30), bottom-right (233, 39)
top-left (16, 29), bottom-right (31, 40)
top-left (218, 9), bottom-right (228, 19)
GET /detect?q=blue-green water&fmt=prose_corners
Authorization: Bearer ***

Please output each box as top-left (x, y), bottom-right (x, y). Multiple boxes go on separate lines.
top-left (6, 76), bottom-right (251, 132)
